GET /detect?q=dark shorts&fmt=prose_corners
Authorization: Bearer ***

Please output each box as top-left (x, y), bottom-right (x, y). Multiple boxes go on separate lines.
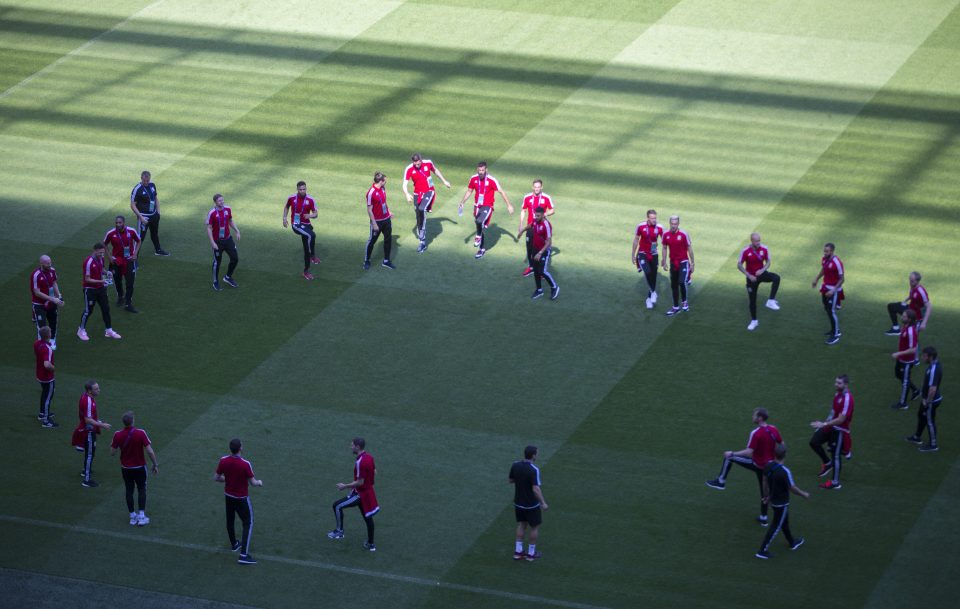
top-left (515, 506), bottom-right (542, 527)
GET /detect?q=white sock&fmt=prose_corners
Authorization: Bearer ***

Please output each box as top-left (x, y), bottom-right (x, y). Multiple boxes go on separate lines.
top-left (528, 544), bottom-right (536, 555)
top-left (139, 510), bottom-right (145, 517)
top-left (515, 541), bottom-right (524, 553)
top-left (130, 512), bottom-right (136, 518)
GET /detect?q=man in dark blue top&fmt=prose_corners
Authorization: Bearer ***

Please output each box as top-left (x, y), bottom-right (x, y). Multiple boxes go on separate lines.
top-left (131, 170), bottom-right (170, 256)
top-left (906, 346), bottom-right (943, 452)
top-left (509, 445), bottom-right (548, 562)
top-left (757, 443), bottom-right (810, 559)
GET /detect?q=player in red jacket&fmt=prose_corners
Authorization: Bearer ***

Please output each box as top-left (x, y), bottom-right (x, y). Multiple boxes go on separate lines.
top-left (328, 437), bottom-right (379, 551)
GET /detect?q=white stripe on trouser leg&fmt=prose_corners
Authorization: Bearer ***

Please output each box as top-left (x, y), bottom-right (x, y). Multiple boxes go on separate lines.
top-left (334, 494), bottom-right (361, 529)
top-left (84, 432), bottom-right (94, 479)
top-left (927, 404), bottom-right (937, 444)
top-left (900, 362), bottom-right (913, 403)
top-left (80, 289), bottom-right (94, 329)
top-left (762, 505), bottom-right (788, 552)
top-left (365, 224), bottom-right (375, 259)
top-left (244, 497), bottom-right (253, 555)
top-left (832, 431), bottom-right (842, 484)
top-left (719, 454), bottom-right (753, 482)
top-left (542, 251), bottom-right (556, 288)
top-left (41, 381), bottom-right (54, 418)
top-left (212, 251), bottom-right (220, 282)
top-left (831, 292), bottom-right (839, 333)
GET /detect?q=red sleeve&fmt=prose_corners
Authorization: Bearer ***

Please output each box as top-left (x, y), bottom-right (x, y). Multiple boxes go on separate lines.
top-left (747, 429), bottom-right (759, 450)
top-left (215, 458), bottom-right (224, 476)
top-left (489, 177), bottom-right (502, 192)
top-left (140, 430), bottom-right (151, 446)
top-left (130, 229), bottom-right (141, 244)
top-left (404, 166), bottom-right (414, 180)
top-left (468, 177), bottom-right (477, 190)
top-left (360, 456), bottom-right (374, 480)
top-left (738, 249), bottom-right (747, 265)
top-left (111, 431), bottom-right (121, 449)
top-left (245, 461), bottom-right (254, 479)
top-left (206, 210), bottom-right (214, 225)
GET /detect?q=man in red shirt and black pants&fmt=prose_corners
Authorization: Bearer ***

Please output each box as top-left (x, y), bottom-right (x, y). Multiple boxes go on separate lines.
top-left (519, 180), bottom-right (555, 277)
top-left (706, 407), bottom-right (783, 526)
top-left (631, 210), bottom-right (663, 309)
top-left (282, 181), bottom-right (321, 280)
top-left (207, 194), bottom-right (241, 291)
top-left (812, 242), bottom-right (845, 345)
top-left (661, 215), bottom-right (695, 317)
top-left (403, 153), bottom-right (451, 254)
top-left (34, 326), bottom-right (57, 428)
top-left (517, 207), bottom-right (559, 300)
top-left (215, 438), bottom-right (262, 565)
top-left (30, 254), bottom-right (64, 350)
top-left (809, 375), bottom-right (854, 490)
top-left (890, 309), bottom-right (920, 410)
top-left (737, 232), bottom-right (781, 331)
top-left (111, 411), bottom-right (159, 526)
top-left (328, 437), bottom-right (379, 552)
top-left (364, 172), bottom-right (395, 270)
top-left (72, 380), bottom-right (111, 488)
top-left (103, 215), bottom-right (141, 313)
top-left (77, 243), bottom-right (122, 341)
top-left (458, 161), bottom-right (514, 259)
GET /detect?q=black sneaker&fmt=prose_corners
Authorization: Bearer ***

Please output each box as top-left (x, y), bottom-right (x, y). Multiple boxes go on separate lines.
top-left (475, 248), bottom-right (486, 259)
top-left (790, 538), bottom-right (805, 551)
top-left (363, 541), bottom-right (377, 552)
top-left (531, 289), bottom-right (544, 300)
top-left (884, 326), bottom-right (900, 336)
top-left (823, 331), bottom-right (843, 337)
top-left (825, 334), bottom-right (840, 345)
top-left (919, 443), bottom-right (939, 452)
top-left (37, 413), bottom-right (45, 421)
top-left (155, 249), bottom-right (170, 256)
top-left (666, 307), bottom-right (680, 317)
top-left (222, 276), bottom-right (238, 288)
top-left (231, 541), bottom-right (241, 552)
top-left (327, 529), bottom-right (344, 540)
top-left (904, 435), bottom-right (923, 445)
top-left (550, 286), bottom-right (560, 301)
top-left (417, 242), bottom-right (426, 254)
top-left (756, 516), bottom-right (768, 527)
top-left (213, 281), bottom-right (222, 291)
top-left (237, 554), bottom-right (257, 565)
top-left (124, 304), bottom-right (139, 314)
top-left (362, 260), bottom-right (370, 270)
top-left (41, 419), bottom-right (59, 429)
top-left (890, 402), bottom-right (908, 411)
top-left (755, 550), bottom-right (770, 560)
top-left (705, 479), bottom-right (725, 490)
top-left (81, 480), bottom-right (99, 488)
top-left (381, 260), bottom-right (396, 270)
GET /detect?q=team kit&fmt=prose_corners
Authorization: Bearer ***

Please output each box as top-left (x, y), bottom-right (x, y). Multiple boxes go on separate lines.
top-left (28, 155), bottom-right (941, 562)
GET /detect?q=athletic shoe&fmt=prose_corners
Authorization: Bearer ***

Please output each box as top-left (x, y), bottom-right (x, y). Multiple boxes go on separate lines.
top-left (77, 328), bottom-right (89, 341)
top-left (919, 443), bottom-right (939, 452)
top-left (222, 276), bottom-right (238, 288)
top-left (666, 307), bottom-right (680, 317)
top-left (104, 329), bottom-right (122, 340)
top-left (817, 463), bottom-right (833, 478)
top-left (475, 249), bottom-right (486, 259)
top-left (819, 480), bottom-right (841, 490)
top-left (747, 320), bottom-right (759, 331)
top-left (237, 555), bottom-right (257, 565)
top-left (310, 256), bottom-right (321, 265)
top-left (130, 514), bottom-right (139, 526)
top-left (550, 286), bottom-right (560, 301)
top-left (756, 516), bottom-right (768, 527)
top-left (513, 551), bottom-right (525, 560)
top-left (363, 541), bottom-right (377, 552)
top-left (904, 435), bottom-right (923, 445)
top-left (645, 298), bottom-right (653, 309)
top-left (524, 551), bottom-right (542, 562)
top-left (124, 305), bottom-right (139, 313)
top-left (910, 388), bottom-right (921, 401)
top-left (825, 334), bottom-right (840, 345)
top-left (844, 451), bottom-right (853, 460)
top-left (681, 301), bottom-right (689, 312)
top-left (231, 541), bottom-right (241, 552)
top-left (41, 419), bottom-right (59, 429)
top-left (890, 402), bottom-right (908, 411)
top-left (790, 538), bottom-right (805, 551)
top-left (81, 480), bottom-right (99, 488)
top-left (474, 235), bottom-right (481, 248)
top-left (137, 514), bottom-right (150, 526)
top-left (650, 291), bottom-right (658, 304)
top-left (155, 249), bottom-right (171, 256)
top-left (362, 260), bottom-right (371, 270)
top-left (327, 529), bottom-right (344, 540)
top-left (705, 479), bottom-right (725, 490)
top-left (532, 289), bottom-right (544, 300)
top-left (417, 241), bottom-right (427, 254)
top-left (37, 414), bottom-right (45, 421)
top-left (765, 299), bottom-right (780, 311)
top-left (823, 331), bottom-right (843, 337)
top-left (303, 271), bottom-right (314, 281)
top-left (755, 550), bottom-right (770, 560)
top-left (522, 266), bottom-right (533, 277)
top-left (884, 326), bottom-right (900, 336)
top-left (75, 446), bottom-right (84, 452)
top-left (213, 281), bottom-right (221, 291)
top-left (381, 260), bottom-right (396, 270)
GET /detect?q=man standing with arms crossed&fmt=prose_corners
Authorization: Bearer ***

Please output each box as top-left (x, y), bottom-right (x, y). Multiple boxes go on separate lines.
top-left (403, 153), bottom-right (451, 254)
top-left (812, 242), bottom-right (844, 345)
top-left (328, 437), bottom-right (379, 552)
top-left (103, 215), bottom-right (141, 313)
top-left (207, 194), bottom-right (241, 291)
top-left (458, 161), bottom-right (514, 259)
top-left (281, 180), bottom-right (321, 280)
top-left (738, 232), bottom-right (781, 331)
top-left (215, 438), bottom-right (262, 565)
top-left (111, 411), bottom-right (159, 526)
top-left (705, 407), bottom-right (783, 526)
top-left (130, 170), bottom-right (170, 257)
top-left (30, 254), bottom-right (64, 350)
top-left (890, 309), bottom-right (920, 410)
top-left (72, 380), bottom-right (111, 488)
top-left (34, 326), bottom-right (57, 428)
top-left (661, 215), bottom-right (694, 317)
top-left (519, 180), bottom-right (555, 277)
top-left (809, 374), bottom-right (854, 490)
top-left (77, 243), bottom-right (122, 342)
top-left (885, 271), bottom-right (931, 334)
top-left (517, 207), bottom-right (559, 300)
top-left (632, 209), bottom-right (663, 309)
top-left (510, 445), bottom-right (548, 561)
top-left (363, 172), bottom-right (395, 270)
top-left (756, 443), bottom-right (809, 560)
top-left (906, 346), bottom-right (943, 452)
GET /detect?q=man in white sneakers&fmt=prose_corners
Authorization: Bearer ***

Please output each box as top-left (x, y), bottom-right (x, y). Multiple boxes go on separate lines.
top-left (111, 411), bottom-right (159, 526)
top-left (738, 232), bottom-right (781, 331)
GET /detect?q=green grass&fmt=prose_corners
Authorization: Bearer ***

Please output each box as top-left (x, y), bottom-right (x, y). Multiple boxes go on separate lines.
top-left (1, 1), bottom-right (959, 608)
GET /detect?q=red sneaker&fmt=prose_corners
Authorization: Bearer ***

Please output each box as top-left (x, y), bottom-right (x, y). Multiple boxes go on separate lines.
top-left (310, 256), bottom-right (321, 265)
top-left (817, 463), bottom-right (833, 478)
top-left (819, 480), bottom-right (841, 490)
top-left (522, 266), bottom-right (533, 277)
top-left (303, 271), bottom-right (314, 280)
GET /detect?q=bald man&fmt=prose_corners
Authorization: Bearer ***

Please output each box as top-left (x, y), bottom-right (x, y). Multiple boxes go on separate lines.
top-left (737, 233), bottom-right (780, 331)
top-left (30, 255), bottom-right (64, 350)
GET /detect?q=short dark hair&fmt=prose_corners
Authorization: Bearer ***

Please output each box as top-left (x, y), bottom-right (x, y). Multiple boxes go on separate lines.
top-left (115, 215), bottom-right (125, 222)
top-left (646, 209), bottom-right (657, 216)
top-left (824, 242), bottom-right (836, 251)
top-left (213, 193), bottom-right (223, 203)
top-left (524, 445), bottom-right (538, 460)
top-left (535, 206), bottom-right (546, 214)
top-left (836, 374), bottom-right (849, 385)
top-left (229, 438), bottom-right (242, 454)
top-left (923, 346), bottom-right (938, 359)
top-left (93, 242), bottom-right (105, 251)
top-left (122, 411), bottom-right (134, 427)
top-left (477, 161), bottom-right (487, 168)
top-left (84, 379), bottom-right (97, 391)
top-left (533, 179), bottom-right (542, 186)
top-left (411, 153), bottom-right (422, 162)
top-left (753, 407), bottom-right (769, 421)
top-left (911, 271), bottom-right (922, 282)
top-left (373, 171), bottom-right (385, 183)
top-left (904, 309), bottom-right (917, 322)
top-left (141, 170), bottom-right (150, 179)
top-left (352, 437), bottom-right (366, 450)
top-left (296, 180), bottom-right (306, 188)
top-left (774, 443), bottom-right (787, 460)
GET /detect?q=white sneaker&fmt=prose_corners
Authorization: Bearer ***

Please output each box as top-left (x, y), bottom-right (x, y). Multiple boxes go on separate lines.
top-left (129, 514), bottom-right (138, 526)
top-left (137, 514), bottom-right (150, 526)
top-left (747, 320), bottom-right (759, 331)
top-left (51, 339), bottom-right (57, 351)
top-left (645, 298), bottom-right (653, 309)
top-left (77, 328), bottom-right (89, 341)
top-left (650, 291), bottom-right (658, 304)
top-left (765, 299), bottom-right (780, 311)
top-left (104, 329), bottom-right (122, 339)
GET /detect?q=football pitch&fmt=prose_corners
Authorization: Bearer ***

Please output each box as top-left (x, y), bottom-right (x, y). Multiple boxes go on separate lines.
top-left (2, 1), bottom-right (960, 607)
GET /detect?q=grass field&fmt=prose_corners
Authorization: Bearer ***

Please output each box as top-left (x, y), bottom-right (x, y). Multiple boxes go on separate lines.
top-left (2, 1), bottom-right (960, 608)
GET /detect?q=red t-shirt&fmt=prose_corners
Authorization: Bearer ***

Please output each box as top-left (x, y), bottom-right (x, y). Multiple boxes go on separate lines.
top-left (746, 424), bottom-right (782, 468)
top-left (820, 255), bottom-right (844, 294)
top-left (907, 284), bottom-right (929, 320)
top-left (530, 219), bottom-right (553, 251)
top-left (103, 227), bottom-right (141, 262)
top-left (366, 185), bottom-right (390, 221)
top-left (662, 229), bottom-right (692, 265)
top-left (828, 390), bottom-right (854, 433)
top-left (207, 207), bottom-right (234, 240)
top-left (468, 175), bottom-right (502, 207)
top-left (217, 454), bottom-right (255, 498)
top-left (81, 255), bottom-right (105, 289)
top-left (111, 428), bottom-right (152, 468)
top-left (521, 193), bottom-right (554, 225)
top-left (404, 161), bottom-right (437, 195)
top-left (34, 339), bottom-right (54, 382)
top-left (739, 245), bottom-right (769, 275)
top-left (635, 222), bottom-right (664, 260)
top-left (287, 195), bottom-right (316, 226)
top-left (30, 267), bottom-right (58, 306)
top-left (898, 323), bottom-right (919, 362)
top-left (354, 451), bottom-right (379, 516)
